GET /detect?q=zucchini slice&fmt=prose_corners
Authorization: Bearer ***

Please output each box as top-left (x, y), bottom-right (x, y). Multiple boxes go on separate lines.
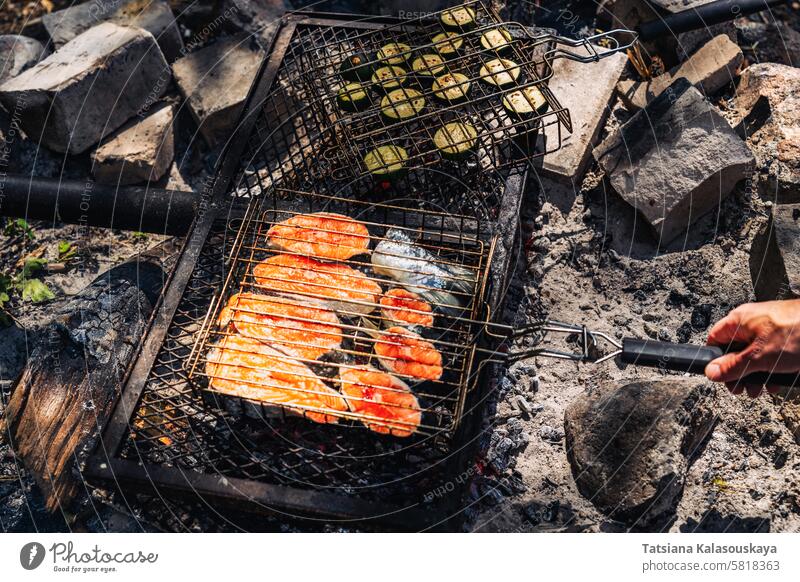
top-left (432, 32), bottom-right (464, 58)
top-left (480, 27), bottom-right (513, 54)
top-left (339, 53), bottom-right (374, 82)
top-left (363, 145), bottom-right (409, 180)
top-left (371, 65), bottom-right (408, 91)
top-left (377, 42), bottom-right (411, 65)
top-left (380, 88), bottom-right (426, 122)
top-left (411, 53), bottom-right (447, 79)
top-left (440, 5), bottom-right (477, 31)
top-left (432, 72), bottom-right (471, 104)
top-left (434, 121), bottom-right (479, 161)
top-left (336, 83), bottom-right (371, 112)
top-left (502, 85), bottom-right (548, 120)
top-left (479, 58), bottom-right (521, 88)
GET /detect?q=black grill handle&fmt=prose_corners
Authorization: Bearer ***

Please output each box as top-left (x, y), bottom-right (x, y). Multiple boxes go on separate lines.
top-left (620, 338), bottom-right (800, 387)
top-left (638, 0), bottom-right (788, 41)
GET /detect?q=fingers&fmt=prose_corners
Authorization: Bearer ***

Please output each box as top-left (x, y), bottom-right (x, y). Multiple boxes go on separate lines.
top-left (706, 307), bottom-right (755, 347)
top-left (705, 347), bottom-right (758, 383)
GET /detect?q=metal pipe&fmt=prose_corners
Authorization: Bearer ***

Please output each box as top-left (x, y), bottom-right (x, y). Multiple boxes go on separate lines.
top-left (638, 0), bottom-right (787, 41)
top-left (0, 174), bottom-right (197, 236)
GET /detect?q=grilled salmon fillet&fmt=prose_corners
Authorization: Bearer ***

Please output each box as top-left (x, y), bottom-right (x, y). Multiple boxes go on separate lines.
top-left (380, 288), bottom-right (434, 328)
top-left (340, 366), bottom-right (421, 437)
top-left (218, 292), bottom-right (342, 360)
top-left (374, 326), bottom-right (443, 381)
top-left (267, 212), bottom-right (371, 261)
top-left (205, 334), bottom-right (348, 424)
top-left (253, 254), bottom-right (382, 315)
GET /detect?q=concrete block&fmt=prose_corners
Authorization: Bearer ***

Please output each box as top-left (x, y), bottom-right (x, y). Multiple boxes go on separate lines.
top-left (0, 22), bottom-right (171, 155)
top-left (540, 45), bottom-right (628, 185)
top-left (594, 79), bottom-right (753, 245)
top-left (172, 33), bottom-right (264, 147)
top-left (42, 0), bottom-right (184, 62)
top-left (91, 102), bottom-right (175, 184)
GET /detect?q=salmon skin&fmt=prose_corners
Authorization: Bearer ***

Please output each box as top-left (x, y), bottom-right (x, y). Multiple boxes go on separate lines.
top-left (380, 288), bottom-right (434, 328)
top-left (340, 366), bottom-right (421, 437)
top-left (253, 254), bottom-right (382, 315)
top-left (371, 228), bottom-right (475, 312)
top-left (205, 334), bottom-right (348, 424)
top-left (267, 212), bottom-right (371, 261)
top-left (218, 292), bottom-right (342, 361)
top-left (374, 326), bottom-right (443, 382)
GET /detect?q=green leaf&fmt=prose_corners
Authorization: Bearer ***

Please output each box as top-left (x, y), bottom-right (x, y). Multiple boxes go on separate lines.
top-left (21, 257), bottom-right (47, 278)
top-left (21, 279), bottom-right (55, 303)
top-left (58, 241), bottom-right (77, 261)
top-left (4, 218), bottom-right (35, 240)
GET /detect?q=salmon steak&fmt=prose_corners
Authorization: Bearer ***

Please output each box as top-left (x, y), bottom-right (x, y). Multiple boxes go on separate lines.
top-left (380, 288), bottom-right (434, 328)
top-left (253, 254), bottom-right (382, 315)
top-left (340, 366), bottom-right (422, 437)
top-left (374, 326), bottom-right (443, 381)
top-left (205, 334), bottom-right (348, 424)
top-left (218, 292), bottom-right (342, 360)
top-left (266, 212), bottom-right (371, 261)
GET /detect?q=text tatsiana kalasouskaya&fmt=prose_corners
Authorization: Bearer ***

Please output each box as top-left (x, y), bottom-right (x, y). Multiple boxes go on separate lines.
top-left (642, 544), bottom-right (777, 557)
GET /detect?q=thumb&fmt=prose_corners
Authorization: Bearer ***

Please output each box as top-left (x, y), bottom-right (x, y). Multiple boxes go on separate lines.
top-left (705, 348), bottom-right (757, 383)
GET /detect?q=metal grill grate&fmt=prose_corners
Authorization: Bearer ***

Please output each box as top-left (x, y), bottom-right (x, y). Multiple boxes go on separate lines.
top-left (186, 188), bottom-right (494, 440)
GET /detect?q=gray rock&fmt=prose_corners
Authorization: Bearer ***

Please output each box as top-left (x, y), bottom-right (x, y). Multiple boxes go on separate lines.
top-left (677, 22), bottom-right (737, 62)
top-left (0, 23), bottom-right (171, 155)
top-left (750, 203), bottom-right (800, 301)
top-left (565, 377), bottom-right (717, 529)
top-left (172, 33), bottom-right (264, 147)
top-left (540, 45), bottom-right (627, 185)
top-left (42, 0), bottom-right (184, 62)
top-left (0, 35), bottom-right (49, 86)
top-left (734, 63), bottom-right (800, 203)
top-left (91, 102), bottom-right (175, 184)
top-left (736, 19), bottom-right (800, 68)
top-left (617, 34), bottom-right (743, 110)
top-left (594, 80), bottom-right (753, 246)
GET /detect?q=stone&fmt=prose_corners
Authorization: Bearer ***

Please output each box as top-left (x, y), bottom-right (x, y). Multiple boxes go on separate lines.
top-left (565, 377), bottom-right (716, 529)
top-left (734, 63), bottom-right (800, 203)
top-left (594, 80), bottom-right (754, 246)
top-left (0, 35), bottom-right (49, 86)
top-left (42, 0), bottom-right (184, 62)
top-left (617, 34), bottom-right (743, 110)
top-left (679, 509), bottom-right (770, 533)
top-left (750, 203), bottom-right (800, 301)
top-left (91, 102), bottom-right (175, 184)
top-left (676, 22), bottom-right (736, 62)
top-left (172, 33), bottom-right (264, 147)
top-left (0, 23), bottom-right (171, 155)
top-left (540, 45), bottom-right (627, 185)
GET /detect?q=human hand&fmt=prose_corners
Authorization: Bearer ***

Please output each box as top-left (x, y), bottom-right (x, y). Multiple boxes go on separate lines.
top-left (705, 299), bottom-right (800, 397)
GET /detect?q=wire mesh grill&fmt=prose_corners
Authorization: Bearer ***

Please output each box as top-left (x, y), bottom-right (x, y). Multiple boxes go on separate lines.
top-left (186, 188), bottom-right (494, 440)
top-left (228, 4), bottom-right (566, 218)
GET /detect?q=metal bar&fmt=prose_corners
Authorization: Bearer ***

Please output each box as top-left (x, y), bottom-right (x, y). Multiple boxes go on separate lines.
top-left (0, 175), bottom-right (197, 236)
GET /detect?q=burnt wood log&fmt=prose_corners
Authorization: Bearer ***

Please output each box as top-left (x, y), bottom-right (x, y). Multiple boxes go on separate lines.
top-left (1, 240), bottom-right (179, 513)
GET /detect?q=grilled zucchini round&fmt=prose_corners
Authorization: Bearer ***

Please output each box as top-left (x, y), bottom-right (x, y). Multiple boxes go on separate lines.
top-left (479, 58), bottom-right (521, 88)
top-left (339, 53), bottom-right (374, 82)
top-left (440, 5), bottom-right (477, 31)
top-left (336, 83), bottom-right (371, 112)
top-left (502, 85), bottom-right (548, 120)
top-left (434, 121), bottom-right (478, 161)
top-left (480, 27), bottom-right (513, 54)
top-left (431, 72), bottom-right (471, 104)
top-left (411, 53), bottom-right (447, 81)
top-left (377, 42), bottom-right (411, 65)
top-left (380, 88), bottom-right (425, 123)
top-left (371, 65), bottom-right (408, 91)
top-left (363, 145), bottom-right (409, 181)
top-left (431, 32), bottom-right (464, 59)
